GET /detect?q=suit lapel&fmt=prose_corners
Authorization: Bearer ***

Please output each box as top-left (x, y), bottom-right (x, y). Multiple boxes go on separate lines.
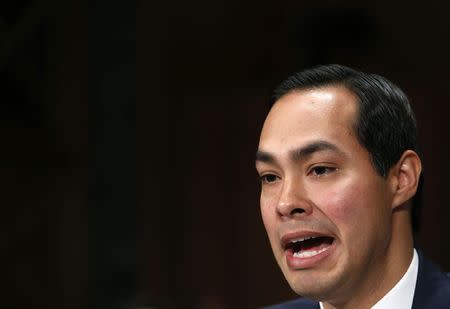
top-left (411, 250), bottom-right (446, 308)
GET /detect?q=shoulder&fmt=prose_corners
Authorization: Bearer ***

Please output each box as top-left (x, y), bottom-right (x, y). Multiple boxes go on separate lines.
top-left (413, 250), bottom-right (450, 308)
top-left (261, 298), bottom-right (319, 309)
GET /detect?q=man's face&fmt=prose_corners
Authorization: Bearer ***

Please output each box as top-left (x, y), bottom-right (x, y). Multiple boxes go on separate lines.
top-left (256, 87), bottom-right (395, 301)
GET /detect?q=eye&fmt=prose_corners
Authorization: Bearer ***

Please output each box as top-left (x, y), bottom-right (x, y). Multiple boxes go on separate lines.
top-left (260, 174), bottom-right (279, 184)
top-left (309, 165), bottom-right (337, 177)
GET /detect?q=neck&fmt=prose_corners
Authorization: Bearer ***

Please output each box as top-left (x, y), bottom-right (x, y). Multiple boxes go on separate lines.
top-left (323, 210), bottom-right (414, 309)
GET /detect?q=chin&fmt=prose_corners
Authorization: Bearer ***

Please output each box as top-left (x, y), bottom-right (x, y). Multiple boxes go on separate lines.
top-left (290, 282), bottom-right (327, 300)
top-left (291, 284), bottom-right (337, 302)
top-left (284, 271), bottom-right (344, 301)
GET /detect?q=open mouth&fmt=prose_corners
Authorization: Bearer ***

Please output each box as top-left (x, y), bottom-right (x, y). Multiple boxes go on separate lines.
top-left (285, 236), bottom-right (334, 258)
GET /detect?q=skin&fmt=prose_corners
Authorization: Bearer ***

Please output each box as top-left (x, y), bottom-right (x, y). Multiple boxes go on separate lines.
top-left (256, 86), bottom-right (422, 308)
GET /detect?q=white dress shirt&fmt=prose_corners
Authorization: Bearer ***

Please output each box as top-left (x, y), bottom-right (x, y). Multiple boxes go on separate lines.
top-left (319, 249), bottom-right (419, 309)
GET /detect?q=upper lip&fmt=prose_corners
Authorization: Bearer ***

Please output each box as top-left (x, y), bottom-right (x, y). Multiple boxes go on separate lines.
top-left (281, 231), bottom-right (335, 250)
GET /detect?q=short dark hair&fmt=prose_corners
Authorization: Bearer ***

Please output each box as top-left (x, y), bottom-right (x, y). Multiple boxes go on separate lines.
top-left (272, 64), bottom-right (419, 178)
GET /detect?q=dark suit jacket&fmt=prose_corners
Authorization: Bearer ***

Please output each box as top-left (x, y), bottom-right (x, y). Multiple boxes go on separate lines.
top-left (262, 250), bottom-right (450, 308)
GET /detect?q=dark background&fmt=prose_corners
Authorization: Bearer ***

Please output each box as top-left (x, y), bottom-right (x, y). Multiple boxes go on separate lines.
top-left (2, 0), bottom-right (450, 308)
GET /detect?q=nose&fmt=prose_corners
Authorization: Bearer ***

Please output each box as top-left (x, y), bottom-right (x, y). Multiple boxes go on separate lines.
top-left (276, 178), bottom-right (313, 219)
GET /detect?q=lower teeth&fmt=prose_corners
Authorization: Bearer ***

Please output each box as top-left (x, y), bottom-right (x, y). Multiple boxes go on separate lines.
top-left (293, 247), bottom-right (328, 258)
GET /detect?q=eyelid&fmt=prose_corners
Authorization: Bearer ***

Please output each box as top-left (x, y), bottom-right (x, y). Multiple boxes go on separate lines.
top-left (259, 172), bottom-right (281, 184)
top-left (308, 164), bottom-right (338, 176)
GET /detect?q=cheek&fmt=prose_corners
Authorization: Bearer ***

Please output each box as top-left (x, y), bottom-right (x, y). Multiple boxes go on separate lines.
top-left (260, 193), bottom-right (277, 231)
top-left (315, 181), bottom-right (377, 227)
top-left (260, 187), bottom-right (281, 214)
top-left (260, 196), bottom-right (282, 257)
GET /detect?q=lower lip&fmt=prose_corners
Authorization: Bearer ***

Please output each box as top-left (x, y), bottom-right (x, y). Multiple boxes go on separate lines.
top-left (285, 242), bottom-right (336, 269)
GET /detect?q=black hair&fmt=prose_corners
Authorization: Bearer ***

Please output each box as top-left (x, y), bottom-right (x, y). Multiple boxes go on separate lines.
top-left (272, 64), bottom-right (419, 178)
top-left (272, 64), bottom-right (422, 235)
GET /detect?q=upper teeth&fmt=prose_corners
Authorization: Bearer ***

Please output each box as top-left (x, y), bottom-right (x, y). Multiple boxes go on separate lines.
top-left (291, 236), bottom-right (317, 243)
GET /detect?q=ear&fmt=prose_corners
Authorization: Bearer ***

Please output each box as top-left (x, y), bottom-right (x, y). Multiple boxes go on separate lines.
top-left (389, 150), bottom-right (422, 209)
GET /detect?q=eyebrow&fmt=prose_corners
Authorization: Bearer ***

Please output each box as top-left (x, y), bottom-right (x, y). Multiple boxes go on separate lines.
top-left (255, 140), bottom-right (343, 164)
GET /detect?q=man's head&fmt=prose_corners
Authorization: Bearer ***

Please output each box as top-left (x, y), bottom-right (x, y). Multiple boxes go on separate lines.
top-left (256, 65), bottom-right (422, 306)
top-left (271, 64), bottom-right (419, 178)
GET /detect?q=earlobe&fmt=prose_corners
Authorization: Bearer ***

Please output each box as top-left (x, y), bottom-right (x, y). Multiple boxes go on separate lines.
top-left (391, 150), bottom-right (422, 209)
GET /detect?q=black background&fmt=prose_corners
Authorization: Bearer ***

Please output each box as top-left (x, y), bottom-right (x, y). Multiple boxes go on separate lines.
top-left (2, 1), bottom-right (450, 308)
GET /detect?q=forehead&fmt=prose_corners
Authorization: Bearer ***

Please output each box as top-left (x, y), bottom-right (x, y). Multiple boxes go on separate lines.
top-left (259, 86), bottom-right (359, 154)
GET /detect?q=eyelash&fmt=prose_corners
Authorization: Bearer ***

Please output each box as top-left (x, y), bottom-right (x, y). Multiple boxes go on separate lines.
top-left (259, 174), bottom-right (279, 184)
top-left (258, 165), bottom-right (337, 185)
top-left (308, 165), bottom-right (337, 177)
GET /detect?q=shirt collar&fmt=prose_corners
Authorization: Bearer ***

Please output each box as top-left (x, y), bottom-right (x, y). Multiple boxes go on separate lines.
top-left (319, 249), bottom-right (419, 309)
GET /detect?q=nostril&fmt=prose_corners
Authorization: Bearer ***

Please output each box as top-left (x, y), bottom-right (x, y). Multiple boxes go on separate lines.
top-left (290, 208), bottom-right (305, 215)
